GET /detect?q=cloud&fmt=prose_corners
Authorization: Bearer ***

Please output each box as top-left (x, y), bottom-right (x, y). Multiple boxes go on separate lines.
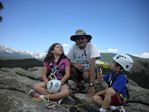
top-left (141, 52), bottom-right (149, 58)
top-left (62, 43), bottom-right (71, 47)
top-left (137, 52), bottom-right (149, 58)
top-left (133, 52), bottom-right (149, 58)
top-left (108, 48), bottom-right (118, 53)
top-left (62, 43), bottom-right (72, 54)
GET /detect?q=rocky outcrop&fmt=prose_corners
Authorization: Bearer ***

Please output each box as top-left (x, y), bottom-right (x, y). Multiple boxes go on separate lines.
top-left (0, 67), bottom-right (67, 112)
top-left (128, 59), bottom-right (149, 89)
top-left (0, 67), bottom-right (149, 112)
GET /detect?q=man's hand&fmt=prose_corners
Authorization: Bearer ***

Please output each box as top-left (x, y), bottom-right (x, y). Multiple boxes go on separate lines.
top-left (87, 86), bottom-right (95, 97)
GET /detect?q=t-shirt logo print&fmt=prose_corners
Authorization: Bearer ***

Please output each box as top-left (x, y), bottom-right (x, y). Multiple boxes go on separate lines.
top-left (75, 53), bottom-right (89, 70)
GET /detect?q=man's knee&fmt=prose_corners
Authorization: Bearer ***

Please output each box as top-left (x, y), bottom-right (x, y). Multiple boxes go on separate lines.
top-left (82, 71), bottom-right (89, 81)
top-left (70, 66), bottom-right (77, 75)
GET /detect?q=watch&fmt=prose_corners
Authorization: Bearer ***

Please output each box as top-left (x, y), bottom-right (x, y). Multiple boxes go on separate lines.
top-left (89, 82), bottom-right (95, 87)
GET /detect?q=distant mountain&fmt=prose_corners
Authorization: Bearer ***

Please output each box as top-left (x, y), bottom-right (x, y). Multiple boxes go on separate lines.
top-left (100, 52), bottom-right (149, 63)
top-left (0, 58), bottom-right (43, 69)
top-left (100, 52), bottom-right (116, 63)
top-left (0, 45), bottom-right (45, 59)
top-left (0, 45), bottom-right (148, 62)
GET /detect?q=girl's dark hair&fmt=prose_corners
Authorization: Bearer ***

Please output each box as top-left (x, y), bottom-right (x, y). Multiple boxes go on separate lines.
top-left (44, 43), bottom-right (68, 64)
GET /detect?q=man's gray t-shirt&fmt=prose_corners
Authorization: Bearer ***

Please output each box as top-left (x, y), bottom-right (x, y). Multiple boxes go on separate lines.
top-left (67, 43), bottom-right (100, 70)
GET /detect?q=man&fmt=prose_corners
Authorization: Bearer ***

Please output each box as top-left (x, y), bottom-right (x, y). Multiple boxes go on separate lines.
top-left (67, 29), bottom-right (101, 97)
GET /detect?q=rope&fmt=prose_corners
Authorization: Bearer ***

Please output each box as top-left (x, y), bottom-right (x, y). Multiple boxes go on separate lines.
top-left (32, 98), bottom-right (91, 111)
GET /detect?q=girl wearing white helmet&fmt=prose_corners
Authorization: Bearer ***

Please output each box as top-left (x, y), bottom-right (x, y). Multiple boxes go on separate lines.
top-left (93, 54), bottom-right (133, 112)
top-left (29, 43), bottom-right (70, 101)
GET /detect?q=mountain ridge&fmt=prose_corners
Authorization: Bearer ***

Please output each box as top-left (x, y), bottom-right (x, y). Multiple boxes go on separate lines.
top-left (1, 45), bottom-right (148, 60)
top-left (0, 45), bottom-right (45, 59)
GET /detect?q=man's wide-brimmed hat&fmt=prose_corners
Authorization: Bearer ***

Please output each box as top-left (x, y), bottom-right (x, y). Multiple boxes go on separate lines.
top-left (70, 29), bottom-right (92, 42)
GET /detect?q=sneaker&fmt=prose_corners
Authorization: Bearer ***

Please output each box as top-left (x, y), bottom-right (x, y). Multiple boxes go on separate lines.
top-left (112, 106), bottom-right (126, 112)
top-left (117, 106), bottom-right (125, 112)
top-left (28, 89), bottom-right (40, 98)
top-left (57, 99), bottom-right (63, 105)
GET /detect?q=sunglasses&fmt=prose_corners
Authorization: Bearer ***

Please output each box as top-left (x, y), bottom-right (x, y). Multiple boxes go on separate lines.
top-left (76, 37), bottom-right (86, 40)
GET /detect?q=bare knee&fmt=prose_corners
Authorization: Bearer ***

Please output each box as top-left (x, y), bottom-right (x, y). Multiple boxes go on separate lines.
top-left (65, 89), bottom-right (69, 96)
top-left (63, 86), bottom-right (69, 96)
top-left (105, 88), bottom-right (115, 96)
top-left (83, 71), bottom-right (89, 81)
top-left (32, 82), bottom-right (46, 91)
top-left (93, 95), bottom-right (99, 102)
top-left (61, 85), bottom-right (69, 97)
top-left (93, 95), bottom-right (103, 104)
top-left (32, 83), bottom-right (38, 90)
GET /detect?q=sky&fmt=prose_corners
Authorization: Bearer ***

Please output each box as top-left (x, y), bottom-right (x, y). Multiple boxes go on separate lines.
top-left (0, 0), bottom-right (149, 58)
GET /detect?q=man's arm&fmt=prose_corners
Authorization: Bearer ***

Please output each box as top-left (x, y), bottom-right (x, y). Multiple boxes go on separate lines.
top-left (87, 57), bottom-right (96, 97)
top-left (89, 58), bottom-right (96, 83)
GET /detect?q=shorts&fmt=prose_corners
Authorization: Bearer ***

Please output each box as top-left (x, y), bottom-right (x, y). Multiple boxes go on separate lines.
top-left (70, 65), bottom-right (83, 82)
top-left (101, 92), bottom-right (124, 106)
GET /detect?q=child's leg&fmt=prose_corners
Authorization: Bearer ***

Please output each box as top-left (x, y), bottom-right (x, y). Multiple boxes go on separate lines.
top-left (110, 92), bottom-right (124, 106)
top-left (93, 88), bottom-right (115, 112)
top-left (109, 93), bottom-right (126, 111)
top-left (33, 82), bottom-right (48, 95)
top-left (93, 89), bottom-right (107, 106)
top-left (101, 88), bottom-right (115, 109)
top-left (93, 94), bottom-right (103, 105)
top-left (44, 84), bottom-right (69, 101)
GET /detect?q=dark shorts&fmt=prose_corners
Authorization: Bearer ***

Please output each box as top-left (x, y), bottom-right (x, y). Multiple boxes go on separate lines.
top-left (111, 93), bottom-right (124, 106)
top-left (70, 65), bottom-right (83, 83)
top-left (101, 92), bottom-right (123, 106)
top-left (70, 65), bottom-right (100, 83)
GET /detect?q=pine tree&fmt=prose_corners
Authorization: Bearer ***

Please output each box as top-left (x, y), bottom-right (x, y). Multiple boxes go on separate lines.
top-left (0, 2), bottom-right (4, 22)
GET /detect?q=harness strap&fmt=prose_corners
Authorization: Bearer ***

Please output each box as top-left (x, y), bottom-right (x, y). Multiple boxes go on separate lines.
top-left (117, 92), bottom-right (128, 105)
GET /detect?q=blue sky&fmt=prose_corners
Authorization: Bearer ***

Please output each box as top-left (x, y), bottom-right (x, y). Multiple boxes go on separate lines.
top-left (0, 0), bottom-right (149, 58)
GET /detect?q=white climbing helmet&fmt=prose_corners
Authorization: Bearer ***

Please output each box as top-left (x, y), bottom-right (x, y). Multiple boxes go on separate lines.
top-left (47, 79), bottom-right (61, 93)
top-left (113, 54), bottom-right (134, 72)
